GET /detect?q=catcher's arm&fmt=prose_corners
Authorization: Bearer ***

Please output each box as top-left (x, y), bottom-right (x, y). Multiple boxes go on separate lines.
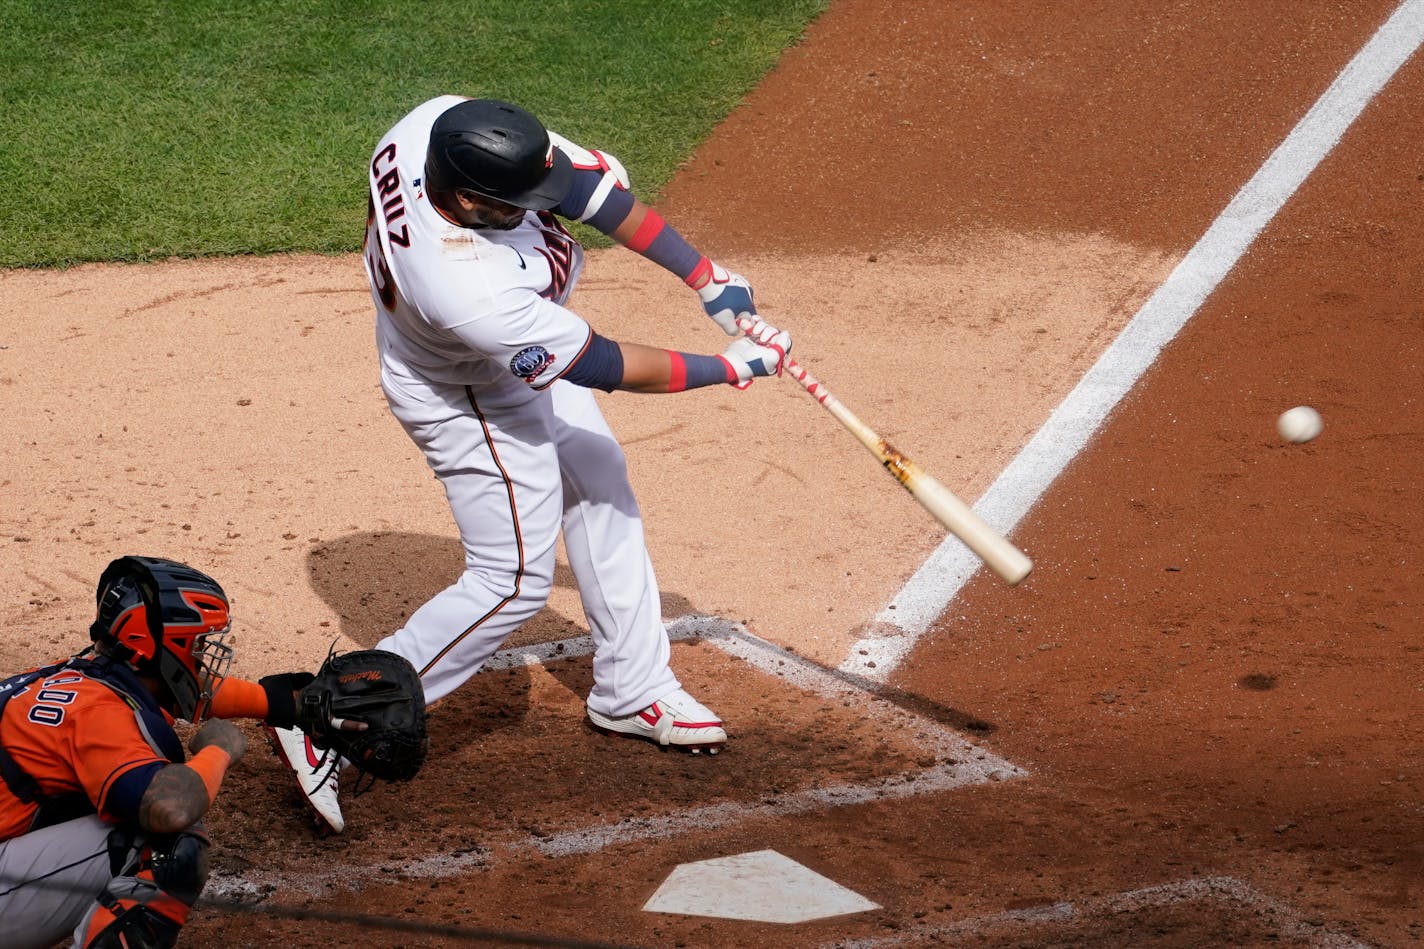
top-left (203, 672), bottom-right (369, 734)
top-left (139, 719), bottom-right (246, 833)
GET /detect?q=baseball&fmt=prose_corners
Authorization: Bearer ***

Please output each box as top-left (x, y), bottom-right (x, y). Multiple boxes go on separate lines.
top-left (1277, 405), bottom-right (1323, 443)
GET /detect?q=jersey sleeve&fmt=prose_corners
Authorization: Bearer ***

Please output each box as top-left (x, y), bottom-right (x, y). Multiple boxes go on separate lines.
top-left (63, 688), bottom-right (174, 822)
top-left (2, 675), bottom-right (173, 825)
top-left (104, 761), bottom-right (166, 826)
top-left (427, 269), bottom-right (595, 391)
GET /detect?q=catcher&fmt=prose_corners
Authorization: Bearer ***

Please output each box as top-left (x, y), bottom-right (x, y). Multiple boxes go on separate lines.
top-left (0, 556), bottom-right (425, 949)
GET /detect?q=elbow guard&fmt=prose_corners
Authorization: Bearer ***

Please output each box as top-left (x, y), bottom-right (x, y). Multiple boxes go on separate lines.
top-left (549, 134), bottom-right (632, 224)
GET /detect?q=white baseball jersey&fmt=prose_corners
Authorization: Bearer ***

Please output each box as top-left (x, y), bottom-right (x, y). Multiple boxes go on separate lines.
top-left (358, 96), bottom-right (680, 715)
top-left (364, 95), bottom-right (604, 391)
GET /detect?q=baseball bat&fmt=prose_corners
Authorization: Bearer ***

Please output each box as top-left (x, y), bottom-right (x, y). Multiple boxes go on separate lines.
top-left (743, 319), bottom-right (1032, 586)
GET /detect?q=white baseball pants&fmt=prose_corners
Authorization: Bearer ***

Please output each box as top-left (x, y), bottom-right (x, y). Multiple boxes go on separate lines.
top-left (376, 367), bottom-right (680, 716)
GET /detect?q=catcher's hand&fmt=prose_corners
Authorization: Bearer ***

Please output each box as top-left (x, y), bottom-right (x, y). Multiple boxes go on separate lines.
top-left (296, 648), bottom-right (428, 782)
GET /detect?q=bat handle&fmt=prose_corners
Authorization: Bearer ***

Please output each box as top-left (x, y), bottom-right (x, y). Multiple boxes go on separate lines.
top-left (733, 317), bottom-right (824, 401)
top-left (783, 358), bottom-right (833, 406)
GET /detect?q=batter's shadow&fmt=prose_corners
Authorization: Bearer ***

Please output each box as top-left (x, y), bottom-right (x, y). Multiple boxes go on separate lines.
top-left (304, 532), bottom-right (996, 751)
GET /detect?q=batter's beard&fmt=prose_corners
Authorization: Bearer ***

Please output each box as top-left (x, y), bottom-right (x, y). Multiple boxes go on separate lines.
top-left (472, 208), bottom-right (525, 230)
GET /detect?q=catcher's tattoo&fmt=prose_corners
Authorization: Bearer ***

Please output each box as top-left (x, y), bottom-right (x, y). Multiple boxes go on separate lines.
top-left (139, 766), bottom-right (210, 834)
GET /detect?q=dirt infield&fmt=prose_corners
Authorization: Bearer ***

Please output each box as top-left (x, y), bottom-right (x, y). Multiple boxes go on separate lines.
top-left (4, 1), bottom-right (1422, 946)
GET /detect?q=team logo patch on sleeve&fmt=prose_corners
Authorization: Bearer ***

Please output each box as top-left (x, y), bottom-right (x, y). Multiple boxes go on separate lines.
top-left (510, 345), bottom-right (557, 383)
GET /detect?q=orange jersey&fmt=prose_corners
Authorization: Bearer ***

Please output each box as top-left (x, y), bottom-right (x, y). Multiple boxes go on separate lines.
top-left (0, 657), bottom-right (182, 840)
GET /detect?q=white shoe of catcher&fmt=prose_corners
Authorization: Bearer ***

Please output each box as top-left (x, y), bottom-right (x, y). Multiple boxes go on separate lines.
top-left (587, 688), bottom-right (727, 754)
top-left (266, 725), bottom-right (344, 833)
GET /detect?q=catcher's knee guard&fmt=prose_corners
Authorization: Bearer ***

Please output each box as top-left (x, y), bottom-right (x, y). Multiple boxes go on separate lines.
top-left (79, 830), bottom-right (210, 948)
top-left (150, 829), bottom-right (211, 906)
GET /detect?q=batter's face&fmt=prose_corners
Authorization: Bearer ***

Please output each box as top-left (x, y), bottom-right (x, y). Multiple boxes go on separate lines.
top-left (455, 190), bottom-right (526, 230)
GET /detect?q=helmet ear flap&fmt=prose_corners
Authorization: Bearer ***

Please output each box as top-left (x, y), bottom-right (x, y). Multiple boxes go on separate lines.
top-left (91, 557), bottom-right (161, 664)
top-left (108, 605), bottom-right (157, 665)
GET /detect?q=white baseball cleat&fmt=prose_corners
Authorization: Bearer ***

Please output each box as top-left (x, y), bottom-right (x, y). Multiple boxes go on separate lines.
top-left (587, 688), bottom-right (727, 754)
top-left (267, 725), bottom-right (345, 833)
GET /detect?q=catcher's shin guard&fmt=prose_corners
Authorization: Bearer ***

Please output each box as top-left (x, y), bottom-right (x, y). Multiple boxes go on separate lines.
top-left (80, 902), bottom-right (184, 949)
top-left (77, 831), bottom-right (209, 948)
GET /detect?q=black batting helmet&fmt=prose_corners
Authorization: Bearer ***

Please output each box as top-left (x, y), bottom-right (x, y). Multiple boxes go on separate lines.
top-left (90, 556), bottom-right (234, 721)
top-left (424, 99), bottom-right (574, 210)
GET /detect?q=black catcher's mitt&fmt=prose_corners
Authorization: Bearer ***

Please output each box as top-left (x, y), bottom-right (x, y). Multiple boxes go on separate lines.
top-left (296, 648), bottom-right (428, 782)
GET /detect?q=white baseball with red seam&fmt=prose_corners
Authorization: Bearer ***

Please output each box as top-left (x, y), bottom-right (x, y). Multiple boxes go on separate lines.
top-left (1277, 405), bottom-right (1323, 443)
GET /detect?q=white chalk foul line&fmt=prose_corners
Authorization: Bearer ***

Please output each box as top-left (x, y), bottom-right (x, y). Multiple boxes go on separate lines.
top-left (825, 875), bottom-right (1373, 949)
top-left (842, 0), bottom-right (1424, 679)
top-left (209, 616), bottom-right (1023, 900)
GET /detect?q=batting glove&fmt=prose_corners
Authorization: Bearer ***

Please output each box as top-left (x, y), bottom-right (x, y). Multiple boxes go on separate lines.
top-left (721, 330), bottom-right (791, 389)
top-left (739, 316), bottom-right (788, 348)
top-left (697, 262), bottom-right (755, 336)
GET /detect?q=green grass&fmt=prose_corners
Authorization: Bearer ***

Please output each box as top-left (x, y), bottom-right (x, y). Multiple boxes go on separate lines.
top-left (0, 0), bottom-right (826, 268)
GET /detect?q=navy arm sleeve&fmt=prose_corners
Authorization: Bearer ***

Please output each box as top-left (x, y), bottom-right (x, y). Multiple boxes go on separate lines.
top-left (562, 332), bottom-right (625, 392)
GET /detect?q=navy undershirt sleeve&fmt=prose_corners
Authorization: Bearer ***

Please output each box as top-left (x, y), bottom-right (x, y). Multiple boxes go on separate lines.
top-left (679, 352), bottom-right (735, 389)
top-left (563, 332), bottom-right (625, 392)
top-left (106, 761), bottom-right (166, 826)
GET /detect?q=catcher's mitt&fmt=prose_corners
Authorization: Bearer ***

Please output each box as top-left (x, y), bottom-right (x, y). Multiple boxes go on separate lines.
top-left (297, 648), bottom-right (427, 782)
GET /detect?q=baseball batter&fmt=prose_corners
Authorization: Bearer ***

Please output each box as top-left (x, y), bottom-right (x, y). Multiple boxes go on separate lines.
top-left (268, 96), bottom-right (790, 833)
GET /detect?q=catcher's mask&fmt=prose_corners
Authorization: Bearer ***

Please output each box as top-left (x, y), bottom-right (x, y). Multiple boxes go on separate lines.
top-left (424, 98), bottom-right (573, 210)
top-left (89, 556), bottom-right (234, 721)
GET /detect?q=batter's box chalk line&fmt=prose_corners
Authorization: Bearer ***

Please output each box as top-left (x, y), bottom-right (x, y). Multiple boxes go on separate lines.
top-left (209, 614), bottom-right (1024, 900)
top-left (823, 875), bottom-right (1373, 949)
top-left (530, 615), bottom-right (1024, 859)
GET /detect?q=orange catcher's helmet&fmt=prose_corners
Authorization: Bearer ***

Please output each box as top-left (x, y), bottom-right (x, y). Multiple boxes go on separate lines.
top-left (89, 556), bottom-right (233, 721)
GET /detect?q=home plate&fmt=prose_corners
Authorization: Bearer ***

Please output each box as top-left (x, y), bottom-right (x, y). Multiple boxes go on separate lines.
top-left (643, 849), bottom-right (880, 923)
